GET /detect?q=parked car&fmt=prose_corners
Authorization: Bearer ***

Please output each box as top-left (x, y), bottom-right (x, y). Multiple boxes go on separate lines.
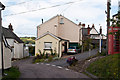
top-left (67, 46), bottom-right (80, 54)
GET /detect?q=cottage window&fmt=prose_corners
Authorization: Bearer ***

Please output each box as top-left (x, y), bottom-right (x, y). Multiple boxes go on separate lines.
top-left (44, 42), bottom-right (52, 49)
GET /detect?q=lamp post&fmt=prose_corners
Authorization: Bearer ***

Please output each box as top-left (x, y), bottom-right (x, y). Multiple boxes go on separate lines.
top-left (0, 2), bottom-right (5, 77)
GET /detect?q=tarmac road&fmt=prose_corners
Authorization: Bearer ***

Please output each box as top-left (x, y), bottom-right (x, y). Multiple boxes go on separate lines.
top-left (12, 49), bottom-right (98, 78)
top-left (13, 57), bottom-right (90, 78)
top-left (49, 49), bottom-right (98, 67)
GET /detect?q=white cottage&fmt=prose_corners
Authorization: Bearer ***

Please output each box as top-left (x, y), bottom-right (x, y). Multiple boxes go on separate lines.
top-left (80, 24), bottom-right (106, 46)
top-left (0, 31), bottom-right (12, 69)
top-left (2, 24), bottom-right (24, 59)
top-left (2, 36), bottom-right (12, 69)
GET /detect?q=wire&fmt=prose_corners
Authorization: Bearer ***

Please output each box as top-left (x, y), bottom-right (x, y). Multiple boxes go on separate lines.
top-left (60, 3), bottom-right (73, 15)
top-left (4, 0), bottom-right (83, 17)
top-left (6, 0), bottom-right (33, 7)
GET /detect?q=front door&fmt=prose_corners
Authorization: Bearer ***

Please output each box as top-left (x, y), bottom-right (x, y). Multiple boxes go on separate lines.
top-left (64, 42), bottom-right (67, 53)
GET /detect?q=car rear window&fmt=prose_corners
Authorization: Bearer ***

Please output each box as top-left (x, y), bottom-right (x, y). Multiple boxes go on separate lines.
top-left (68, 47), bottom-right (75, 49)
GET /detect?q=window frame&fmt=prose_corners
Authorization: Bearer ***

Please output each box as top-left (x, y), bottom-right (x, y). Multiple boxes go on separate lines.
top-left (44, 42), bottom-right (52, 50)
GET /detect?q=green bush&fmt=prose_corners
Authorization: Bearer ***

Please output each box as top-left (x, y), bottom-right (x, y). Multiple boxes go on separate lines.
top-left (2, 67), bottom-right (20, 80)
top-left (29, 46), bottom-right (35, 56)
top-left (87, 54), bottom-right (120, 79)
top-left (35, 59), bottom-right (44, 63)
top-left (48, 56), bottom-right (53, 62)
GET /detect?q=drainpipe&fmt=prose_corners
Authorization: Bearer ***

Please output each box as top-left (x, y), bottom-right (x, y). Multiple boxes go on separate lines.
top-left (58, 40), bottom-right (61, 58)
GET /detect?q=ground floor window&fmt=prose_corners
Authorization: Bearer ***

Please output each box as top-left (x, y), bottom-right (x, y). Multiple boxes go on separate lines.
top-left (44, 42), bottom-right (52, 49)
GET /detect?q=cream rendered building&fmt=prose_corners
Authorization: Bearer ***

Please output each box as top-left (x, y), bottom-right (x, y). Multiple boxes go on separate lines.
top-left (37, 15), bottom-right (81, 44)
top-left (36, 15), bottom-right (81, 57)
top-left (35, 32), bottom-right (69, 58)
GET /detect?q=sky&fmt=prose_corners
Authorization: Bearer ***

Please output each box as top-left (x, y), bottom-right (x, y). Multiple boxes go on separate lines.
top-left (0, 0), bottom-right (118, 37)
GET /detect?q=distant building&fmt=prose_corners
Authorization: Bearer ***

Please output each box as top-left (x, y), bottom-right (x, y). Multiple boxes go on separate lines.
top-left (80, 24), bottom-right (106, 47)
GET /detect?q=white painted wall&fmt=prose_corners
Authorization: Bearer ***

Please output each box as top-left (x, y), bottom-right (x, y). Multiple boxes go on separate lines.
top-left (6, 39), bottom-right (14, 46)
top-left (3, 43), bottom-right (11, 69)
top-left (24, 47), bottom-right (29, 57)
top-left (37, 15), bottom-right (81, 43)
top-left (0, 42), bottom-right (2, 70)
top-left (90, 35), bottom-right (106, 39)
top-left (6, 39), bottom-right (14, 58)
top-left (90, 28), bottom-right (98, 34)
top-left (14, 43), bottom-right (24, 59)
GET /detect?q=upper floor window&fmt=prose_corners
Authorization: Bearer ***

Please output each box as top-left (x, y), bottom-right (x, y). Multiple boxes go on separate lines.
top-left (60, 18), bottom-right (64, 24)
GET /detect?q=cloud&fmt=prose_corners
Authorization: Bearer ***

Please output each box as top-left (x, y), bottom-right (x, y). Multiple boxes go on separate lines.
top-left (1, 0), bottom-right (118, 37)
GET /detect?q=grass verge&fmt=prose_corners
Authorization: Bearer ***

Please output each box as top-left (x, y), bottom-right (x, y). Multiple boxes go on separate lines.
top-left (86, 53), bottom-right (120, 79)
top-left (2, 67), bottom-right (20, 80)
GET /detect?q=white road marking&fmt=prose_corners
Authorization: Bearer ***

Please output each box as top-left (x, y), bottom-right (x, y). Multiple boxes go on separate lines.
top-left (65, 68), bottom-right (69, 71)
top-left (36, 63), bottom-right (39, 64)
top-left (57, 66), bottom-right (63, 69)
top-left (52, 65), bottom-right (56, 66)
top-left (46, 64), bottom-right (50, 65)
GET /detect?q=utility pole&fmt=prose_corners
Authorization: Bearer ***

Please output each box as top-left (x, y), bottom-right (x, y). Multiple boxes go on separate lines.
top-left (0, 2), bottom-right (5, 77)
top-left (106, 0), bottom-right (111, 55)
top-left (99, 26), bottom-right (102, 54)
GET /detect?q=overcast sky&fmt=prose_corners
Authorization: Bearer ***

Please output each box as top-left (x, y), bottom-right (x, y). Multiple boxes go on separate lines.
top-left (0, 0), bottom-right (118, 37)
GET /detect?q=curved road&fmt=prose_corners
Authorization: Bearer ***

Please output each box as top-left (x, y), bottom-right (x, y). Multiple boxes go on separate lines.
top-left (12, 49), bottom-right (98, 78)
top-left (49, 49), bottom-right (98, 67)
top-left (13, 57), bottom-right (90, 78)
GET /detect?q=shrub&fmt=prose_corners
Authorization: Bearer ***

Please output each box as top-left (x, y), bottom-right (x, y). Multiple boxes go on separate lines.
top-left (48, 55), bottom-right (53, 62)
top-left (29, 46), bottom-right (35, 56)
top-left (2, 67), bottom-right (20, 80)
top-left (45, 53), bottom-right (49, 58)
top-left (35, 59), bottom-right (44, 63)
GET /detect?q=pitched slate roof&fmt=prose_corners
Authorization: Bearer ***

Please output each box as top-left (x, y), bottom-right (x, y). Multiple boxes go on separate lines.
top-left (82, 28), bottom-right (92, 36)
top-left (2, 27), bottom-right (24, 43)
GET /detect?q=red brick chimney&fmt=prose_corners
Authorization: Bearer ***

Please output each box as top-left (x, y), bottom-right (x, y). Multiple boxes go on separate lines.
top-left (8, 23), bottom-right (13, 31)
top-left (92, 24), bottom-right (94, 28)
top-left (78, 22), bottom-right (81, 26)
top-left (87, 25), bottom-right (90, 35)
top-left (82, 24), bottom-right (85, 28)
top-left (100, 26), bottom-right (102, 34)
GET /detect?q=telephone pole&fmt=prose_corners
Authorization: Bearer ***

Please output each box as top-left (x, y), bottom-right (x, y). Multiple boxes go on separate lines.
top-left (106, 0), bottom-right (111, 55)
top-left (0, 2), bottom-right (5, 77)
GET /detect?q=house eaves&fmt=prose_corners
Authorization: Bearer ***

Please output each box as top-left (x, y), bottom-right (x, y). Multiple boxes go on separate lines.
top-left (2, 27), bottom-right (24, 43)
top-left (37, 15), bottom-right (79, 28)
top-left (37, 15), bottom-right (58, 28)
top-left (36, 31), bottom-right (69, 41)
top-left (90, 27), bottom-right (99, 34)
top-left (60, 15), bottom-right (79, 27)
top-left (36, 31), bottom-right (61, 41)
